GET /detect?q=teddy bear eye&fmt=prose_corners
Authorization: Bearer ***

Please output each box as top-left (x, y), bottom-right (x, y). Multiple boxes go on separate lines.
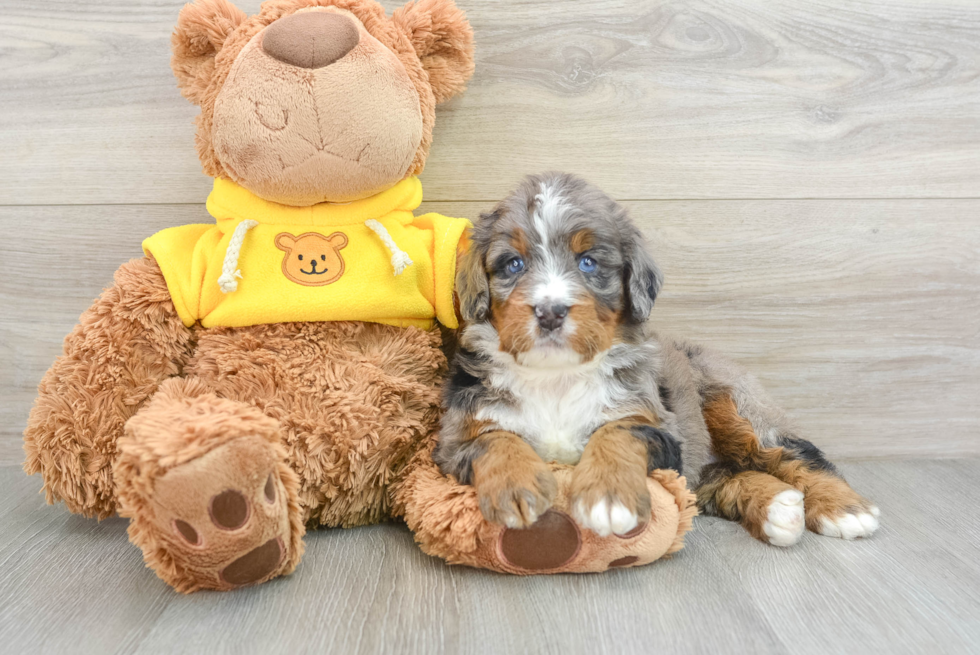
top-left (298, 254), bottom-right (303, 261)
top-left (321, 255), bottom-right (326, 261)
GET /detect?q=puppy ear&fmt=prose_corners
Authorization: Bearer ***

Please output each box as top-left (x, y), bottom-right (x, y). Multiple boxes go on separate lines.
top-left (171, 0), bottom-right (246, 105)
top-left (623, 229), bottom-right (663, 323)
top-left (455, 226), bottom-right (490, 323)
top-left (393, 0), bottom-right (475, 104)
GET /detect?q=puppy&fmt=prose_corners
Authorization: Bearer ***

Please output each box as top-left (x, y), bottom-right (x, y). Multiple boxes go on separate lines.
top-left (435, 173), bottom-right (879, 546)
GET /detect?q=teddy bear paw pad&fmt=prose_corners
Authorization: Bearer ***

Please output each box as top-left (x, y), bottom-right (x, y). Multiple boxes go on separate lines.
top-left (150, 436), bottom-right (294, 590)
top-left (220, 538), bottom-right (285, 586)
top-left (498, 510), bottom-right (582, 571)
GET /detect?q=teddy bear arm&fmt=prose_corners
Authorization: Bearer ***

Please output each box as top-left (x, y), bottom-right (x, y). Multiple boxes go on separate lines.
top-left (23, 256), bottom-right (195, 519)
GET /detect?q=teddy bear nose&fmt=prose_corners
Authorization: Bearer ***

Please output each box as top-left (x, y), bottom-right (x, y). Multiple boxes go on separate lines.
top-left (262, 11), bottom-right (360, 69)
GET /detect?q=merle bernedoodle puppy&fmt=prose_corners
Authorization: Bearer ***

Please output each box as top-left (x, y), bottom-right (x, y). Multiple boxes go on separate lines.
top-left (434, 172), bottom-right (879, 546)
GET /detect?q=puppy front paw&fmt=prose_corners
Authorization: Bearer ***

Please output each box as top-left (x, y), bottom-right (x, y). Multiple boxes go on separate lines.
top-left (474, 460), bottom-right (558, 529)
top-left (570, 462), bottom-right (651, 537)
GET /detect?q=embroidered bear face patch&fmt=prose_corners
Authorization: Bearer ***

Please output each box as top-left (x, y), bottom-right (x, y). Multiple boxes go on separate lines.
top-left (274, 232), bottom-right (348, 287)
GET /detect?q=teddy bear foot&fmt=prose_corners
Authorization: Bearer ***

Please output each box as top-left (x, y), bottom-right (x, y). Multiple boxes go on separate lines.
top-left (497, 508), bottom-right (652, 572)
top-left (149, 436), bottom-right (297, 590)
top-left (115, 378), bottom-right (305, 593)
top-left (399, 442), bottom-right (699, 574)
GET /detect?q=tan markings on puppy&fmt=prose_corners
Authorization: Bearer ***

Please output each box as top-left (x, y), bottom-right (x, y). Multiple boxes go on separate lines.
top-left (471, 431), bottom-right (558, 528)
top-left (702, 393), bottom-right (765, 465)
top-left (566, 297), bottom-right (620, 361)
top-left (461, 417), bottom-right (491, 443)
top-left (491, 288), bottom-right (536, 356)
top-left (509, 227), bottom-right (529, 257)
top-left (623, 410), bottom-right (660, 427)
top-left (569, 420), bottom-right (652, 531)
top-left (696, 470), bottom-right (801, 543)
top-left (570, 229), bottom-right (594, 254)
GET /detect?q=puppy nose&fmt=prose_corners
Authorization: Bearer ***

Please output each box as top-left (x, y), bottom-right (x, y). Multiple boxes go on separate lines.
top-left (262, 11), bottom-right (360, 69)
top-left (535, 304), bottom-right (569, 331)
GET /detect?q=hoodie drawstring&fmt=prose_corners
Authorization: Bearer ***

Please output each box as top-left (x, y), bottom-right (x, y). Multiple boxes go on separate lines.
top-left (365, 219), bottom-right (413, 276)
top-left (217, 219), bottom-right (258, 293)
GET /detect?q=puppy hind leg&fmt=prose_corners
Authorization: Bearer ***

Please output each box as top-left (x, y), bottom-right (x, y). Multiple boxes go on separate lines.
top-left (703, 391), bottom-right (879, 541)
top-left (724, 391), bottom-right (880, 539)
top-left (700, 393), bottom-right (804, 546)
top-left (697, 467), bottom-right (805, 547)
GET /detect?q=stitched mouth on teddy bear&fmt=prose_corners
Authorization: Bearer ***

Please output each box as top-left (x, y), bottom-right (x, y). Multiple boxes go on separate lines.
top-left (275, 146), bottom-right (396, 179)
top-left (300, 260), bottom-right (329, 276)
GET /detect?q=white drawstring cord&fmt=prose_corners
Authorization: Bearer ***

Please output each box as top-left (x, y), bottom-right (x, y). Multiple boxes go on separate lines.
top-left (365, 219), bottom-right (413, 276)
top-left (217, 219), bottom-right (258, 293)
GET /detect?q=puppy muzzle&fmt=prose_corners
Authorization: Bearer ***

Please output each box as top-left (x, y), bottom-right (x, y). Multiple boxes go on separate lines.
top-left (535, 303), bottom-right (569, 332)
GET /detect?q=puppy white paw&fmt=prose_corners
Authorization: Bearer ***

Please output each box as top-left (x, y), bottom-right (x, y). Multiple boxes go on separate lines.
top-left (573, 498), bottom-right (639, 538)
top-left (763, 489), bottom-right (805, 547)
top-left (818, 506), bottom-right (880, 540)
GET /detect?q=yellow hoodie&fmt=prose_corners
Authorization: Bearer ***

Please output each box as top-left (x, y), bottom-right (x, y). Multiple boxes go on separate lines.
top-left (143, 177), bottom-right (469, 330)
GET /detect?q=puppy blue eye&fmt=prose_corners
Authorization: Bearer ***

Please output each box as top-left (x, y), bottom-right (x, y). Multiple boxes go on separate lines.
top-left (578, 256), bottom-right (597, 273)
top-left (506, 257), bottom-right (525, 275)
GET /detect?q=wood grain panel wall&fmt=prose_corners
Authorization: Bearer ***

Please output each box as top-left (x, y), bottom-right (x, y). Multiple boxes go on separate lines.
top-left (2, 0), bottom-right (979, 204)
top-left (1, 0), bottom-right (978, 465)
top-left (2, 199), bottom-right (977, 464)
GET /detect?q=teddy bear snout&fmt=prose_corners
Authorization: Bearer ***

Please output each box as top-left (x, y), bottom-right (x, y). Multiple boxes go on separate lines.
top-left (262, 11), bottom-right (360, 69)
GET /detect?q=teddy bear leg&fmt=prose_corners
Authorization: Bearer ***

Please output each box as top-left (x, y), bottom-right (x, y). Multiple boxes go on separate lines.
top-left (397, 436), bottom-right (698, 574)
top-left (23, 256), bottom-right (194, 519)
top-left (114, 377), bottom-right (305, 593)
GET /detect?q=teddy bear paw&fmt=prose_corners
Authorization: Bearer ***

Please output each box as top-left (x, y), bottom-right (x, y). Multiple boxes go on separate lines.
top-left (495, 506), bottom-right (653, 573)
top-left (140, 436), bottom-right (301, 591)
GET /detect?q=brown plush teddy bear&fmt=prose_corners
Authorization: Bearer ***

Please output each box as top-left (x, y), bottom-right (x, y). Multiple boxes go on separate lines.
top-left (23, 0), bottom-right (695, 593)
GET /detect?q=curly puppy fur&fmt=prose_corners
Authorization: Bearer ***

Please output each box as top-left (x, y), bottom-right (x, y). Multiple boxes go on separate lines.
top-left (437, 172), bottom-right (879, 546)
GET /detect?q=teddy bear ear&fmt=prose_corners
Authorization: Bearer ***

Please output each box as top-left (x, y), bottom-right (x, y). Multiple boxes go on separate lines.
top-left (328, 233), bottom-right (349, 250)
top-left (171, 0), bottom-right (247, 105)
top-left (393, 0), bottom-right (475, 104)
top-left (275, 233), bottom-right (296, 251)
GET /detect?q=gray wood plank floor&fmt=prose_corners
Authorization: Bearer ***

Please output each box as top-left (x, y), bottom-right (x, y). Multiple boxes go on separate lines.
top-left (2, 460), bottom-right (978, 655)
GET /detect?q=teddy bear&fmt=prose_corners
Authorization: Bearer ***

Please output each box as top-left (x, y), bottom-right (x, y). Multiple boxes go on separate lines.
top-left (23, 0), bottom-right (696, 593)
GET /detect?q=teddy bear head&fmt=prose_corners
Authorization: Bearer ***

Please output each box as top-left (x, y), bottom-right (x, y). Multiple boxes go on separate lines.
top-left (171, 0), bottom-right (474, 206)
